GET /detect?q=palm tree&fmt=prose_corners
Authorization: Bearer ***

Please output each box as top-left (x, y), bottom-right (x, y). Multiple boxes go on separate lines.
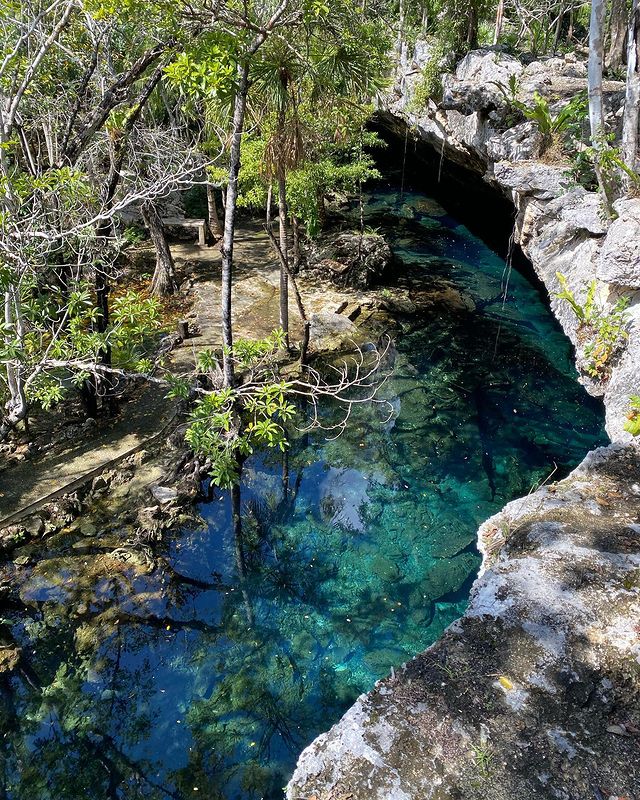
top-left (248, 13), bottom-right (390, 347)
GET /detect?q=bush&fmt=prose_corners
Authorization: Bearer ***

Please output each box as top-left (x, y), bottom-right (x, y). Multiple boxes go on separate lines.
top-left (555, 273), bottom-right (630, 380)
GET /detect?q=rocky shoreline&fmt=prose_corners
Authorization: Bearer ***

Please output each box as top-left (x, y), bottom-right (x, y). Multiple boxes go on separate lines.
top-left (287, 46), bottom-right (640, 799)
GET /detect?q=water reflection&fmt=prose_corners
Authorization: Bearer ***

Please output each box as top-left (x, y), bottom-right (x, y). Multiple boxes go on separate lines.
top-left (0, 188), bottom-right (608, 799)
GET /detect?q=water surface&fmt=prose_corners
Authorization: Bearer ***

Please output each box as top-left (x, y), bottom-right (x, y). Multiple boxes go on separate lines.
top-left (0, 189), bottom-right (607, 799)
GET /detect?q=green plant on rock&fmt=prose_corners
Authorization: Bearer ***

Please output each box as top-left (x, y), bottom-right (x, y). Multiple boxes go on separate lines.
top-left (555, 273), bottom-right (598, 323)
top-left (624, 396), bottom-right (640, 437)
top-left (412, 37), bottom-right (451, 107)
top-left (555, 273), bottom-right (630, 380)
top-left (471, 740), bottom-right (494, 779)
top-left (584, 132), bottom-right (640, 202)
top-left (565, 148), bottom-right (599, 191)
top-left (492, 81), bottom-right (588, 154)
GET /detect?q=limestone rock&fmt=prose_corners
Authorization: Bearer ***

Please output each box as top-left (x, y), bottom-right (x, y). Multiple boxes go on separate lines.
top-left (442, 49), bottom-right (524, 117)
top-left (535, 188), bottom-right (608, 237)
top-left (597, 198), bottom-right (640, 288)
top-left (23, 515), bottom-right (45, 537)
top-left (604, 321), bottom-right (640, 441)
top-left (486, 121), bottom-right (543, 162)
top-left (80, 520), bottom-right (97, 537)
top-left (309, 312), bottom-right (358, 353)
top-left (150, 485), bottom-right (178, 504)
top-left (492, 160), bottom-right (569, 200)
top-left (305, 231), bottom-right (392, 289)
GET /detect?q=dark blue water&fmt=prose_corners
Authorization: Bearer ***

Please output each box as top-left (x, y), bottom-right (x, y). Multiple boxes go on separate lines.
top-left (0, 189), bottom-right (607, 800)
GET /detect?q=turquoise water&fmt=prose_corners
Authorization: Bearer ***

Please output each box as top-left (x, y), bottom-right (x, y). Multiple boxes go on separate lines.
top-left (0, 189), bottom-right (607, 799)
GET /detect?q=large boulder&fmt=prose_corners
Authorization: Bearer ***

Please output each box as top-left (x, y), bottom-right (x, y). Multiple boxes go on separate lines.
top-left (442, 49), bottom-right (524, 117)
top-left (486, 121), bottom-right (543, 163)
top-left (305, 231), bottom-right (392, 290)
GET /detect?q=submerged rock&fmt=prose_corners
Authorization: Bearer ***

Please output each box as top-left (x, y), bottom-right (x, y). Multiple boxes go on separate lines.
top-left (0, 646), bottom-right (20, 674)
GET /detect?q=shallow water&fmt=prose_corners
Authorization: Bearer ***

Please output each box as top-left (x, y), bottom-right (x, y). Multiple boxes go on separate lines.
top-left (0, 189), bottom-right (607, 799)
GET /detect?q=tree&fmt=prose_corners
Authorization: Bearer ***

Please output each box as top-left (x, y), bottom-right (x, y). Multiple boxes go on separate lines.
top-left (141, 201), bottom-right (177, 296)
top-left (171, 330), bottom-right (392, 488)
top-left (170, 1), bottom-right (300, 386)
top-left (607, 0), bottom-right (629, 70)
top-left (622, 0), bottom-right (640, 189)
top-left (588, 0), bottom-right (616, 213)
top-left (244, 6), bottom-right (389, 353)
top-left (0, 0), bottom-right (208, 435)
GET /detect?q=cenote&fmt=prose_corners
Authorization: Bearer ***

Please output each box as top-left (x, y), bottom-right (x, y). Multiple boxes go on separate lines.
top-left (1, 186), bottom-right (607, 800)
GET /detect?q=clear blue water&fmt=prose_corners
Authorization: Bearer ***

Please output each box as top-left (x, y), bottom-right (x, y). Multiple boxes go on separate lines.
top-left (0, 189), bottom-right (607, 799)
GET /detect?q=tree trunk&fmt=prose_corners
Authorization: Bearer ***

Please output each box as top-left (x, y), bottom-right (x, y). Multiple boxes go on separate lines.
top-left (607, 0), bottom-right (629, 71)
top-left (265, 225), bottom-right (310, 366)
top-left (552, 4), bottom-right (565, 53)
top-left (218, 0), bottom-right (288, 386)
top-left (568, 6), bottom-right (574, 41)
top-left (266, 182), bottom-right (273, 226)
top-left (622, 0), bottom-right (640, 190)
top-left (292, 215), bottom-right (301, 273)
top-left (0, 286), bottom-right (27, 440)
top-left (493, 0), bottom-right (505, 44)
top-left (142, 201), bottom-right (177, 296)
top-left (589, 0), bottom-right (616, 214)
top-left (221, 60), bottom-right (250, 387)
top-left (466, 2), bottom-right (479, 49)
top-left (206, 183), bottom-right (222, 238)
top-left (589, 0), bottom-right (607, 133)
top-left (277, 169), bottom-right (290, 349)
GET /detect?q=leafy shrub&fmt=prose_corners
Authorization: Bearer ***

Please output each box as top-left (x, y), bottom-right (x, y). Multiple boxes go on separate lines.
top-left (567, 132), bottom-right (640, 199)
top-left (624, 396), bottom-right (640, 437)
top-left (168, 329), bottom-right (296, 488)
top-left (122, 224), bottom-right (147, 245)
top-left (413, 39), bottom-right (450, 107)
top-left (178, 330), bottom-right (296, 487)
top-left (555, 273), bottom-right (630, 380)
top-left (564, 148), bottom-right (598, 191)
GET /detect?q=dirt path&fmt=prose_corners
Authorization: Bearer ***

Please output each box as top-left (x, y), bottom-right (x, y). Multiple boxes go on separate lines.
top-left (0, 225), bottom-right (279, 527)
top-left (170, 220), bottom-right (303, 374)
